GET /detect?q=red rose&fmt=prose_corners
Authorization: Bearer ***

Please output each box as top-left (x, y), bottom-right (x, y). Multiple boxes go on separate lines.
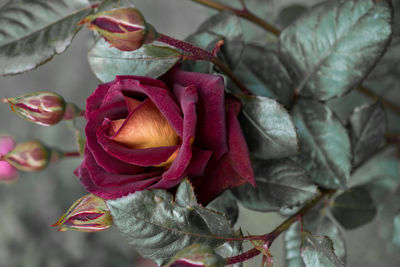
top-left (75, 68), bottom-right (254, 204)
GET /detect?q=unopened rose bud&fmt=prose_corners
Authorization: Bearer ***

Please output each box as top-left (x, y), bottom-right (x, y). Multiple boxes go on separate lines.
top-left (3, 91), bottom-right (66, 126)
top-left (1, 141), bottom-right (51, 172)
top-left (166, 244), bottom-right (226, 267)
top-left (79, 7), bottom-right (158, 51)
top-left (51, 194), bottom-right (113, 232)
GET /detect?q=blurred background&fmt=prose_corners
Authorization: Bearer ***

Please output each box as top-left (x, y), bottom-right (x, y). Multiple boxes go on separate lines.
top-left (0, 0), bottom-right (398, 266)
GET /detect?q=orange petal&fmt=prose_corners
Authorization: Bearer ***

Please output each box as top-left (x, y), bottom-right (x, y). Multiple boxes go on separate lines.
top-left (110, 98), bottom-right (180, 151)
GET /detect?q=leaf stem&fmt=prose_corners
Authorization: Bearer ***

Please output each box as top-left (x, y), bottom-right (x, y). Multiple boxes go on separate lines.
top-left (157, 33), bottom-right (252, 95)
top-left (189, 0), bottom-right (280, 36)
top-left (225, 189), bottom-right (334, 265)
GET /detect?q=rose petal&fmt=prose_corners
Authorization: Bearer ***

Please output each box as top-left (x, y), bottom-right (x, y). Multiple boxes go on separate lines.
top-left (0, 161), bottom-right (18, 182)
top-left (97, 118), bottom-right (179, 166)
top-left (162, 84), bottom-right (198, 180)
top-left (191, 100), bottom-right (255, 205)
top-left (117, 78), bottom-right (184, 137)
top-left (76, 146), bottom-right (162, 199)
top-left (110, 98), bottom-right (180, 150)
top-left (184, 147), bottom-right (212, 177)
top-left (86, 100), bottom-right (144, 174)
top-left (0, 136), bottom-right (15, 155)
top-left (164, 68), bottom-right (228, 160)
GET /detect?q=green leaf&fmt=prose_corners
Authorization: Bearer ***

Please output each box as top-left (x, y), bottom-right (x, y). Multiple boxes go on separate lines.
top-left (185, 11), bottom-right (243, 70)
top-left (213, 0), bottom-right (274, 41)
top-left (231, 159), bottom-right (317, 212)
top-left (284, 201), bottom-right (346, 267)
top-left (238, 96), bottom-right (298, 160)
top-left (349, 102), bottom-right (387, 166)
top-left (331, 186), bottom-right (377, 230)
top-left (292, 99), bottom-right (351, 188)
top-left (300, 231), bottom-right (345, 267)
top-left (276, 4), bottom-right (308, 28)
top-left (207, 190), bottom-right (239, 225)
top-left (233, 43), bottom-right (293, 106)
top-left (285, 222), bottom-right (304, 267)
top-left (166, 244), bottom-right (226, 267)
top-left (0, 0), bottom-right (92, 76)
top-left (183, 32), bottom-right (221, 73)
top-left (350, 145), bottom-right (400, 188)
top-left (107, 180), bottom-right (235, 265)
top-left (88, 39), bottom-right (181, 82)
top-left (279, 0), bottom-right (392, 100)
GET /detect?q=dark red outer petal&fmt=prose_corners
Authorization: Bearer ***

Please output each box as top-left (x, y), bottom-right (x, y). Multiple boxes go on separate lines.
top-left (164, 68), bottom-right (228, 160)
top-left (162, 84), bottom-right (198, 180)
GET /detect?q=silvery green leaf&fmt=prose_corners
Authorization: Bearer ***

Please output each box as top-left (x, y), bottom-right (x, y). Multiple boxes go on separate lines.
top-left (292, 99), bottom-right (351, 188)
top-left (331, 186), bottom-right (377, 230)
top-left (233, 43), bottom-right (293, 106)
top-left (0, 0), bottom-right (92, 75)
top-left (231, 159), bottom-right (317, 212)
top-left (207, 190), bottom-right (239, 225)
top-left (184, 11), bottom-right (243, 72)
top-left (349, 102), bottom-right (387, 166)
top-left (239, 96), bottom-right (298, 160)
top-left (107, 180), bottom-right (235, 265)
top-left (276, 4), bottom-right (308, 28)
top-left (284, 201), bottom-right (346, 267)
top-left (300, 231), bottom-right (345, 267)
top-left (350, 145), bottom-right (399, 188)
top-left (279, 0), bottom-right (392, 100)
top-left (88, 39), bottom-right (181, 82)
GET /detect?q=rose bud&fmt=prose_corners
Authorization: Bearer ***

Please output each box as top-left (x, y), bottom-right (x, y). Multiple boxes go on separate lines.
top-left (79, 7), bottom-right (158, 51)
top-left (51, 194), bottom-right (113, 232)
top-left (3, 91), bottom-right (66, 126)
top-left (166, 244), bottom-right (225, 267)
top-left (0, 136), bottom-right (18, 183)
top-left (76, 67), bottom-right (255, 205)
top-left (2, 141), bottom-right (50, 172)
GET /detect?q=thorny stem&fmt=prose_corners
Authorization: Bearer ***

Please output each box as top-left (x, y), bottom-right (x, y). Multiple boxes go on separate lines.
top-left (189, 0), bottom-right (400, 116)
top-left (157, 34), bottom-right (252, 95)
top-left (225, 189), bottom-right (335, 265)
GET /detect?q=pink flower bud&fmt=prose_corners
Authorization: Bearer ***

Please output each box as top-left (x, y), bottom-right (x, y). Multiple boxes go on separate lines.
top-left (79, 7), bottom-right (158, 51)
top-left (3, 91), bottom-right (66, 126)
top-left (2, 141), bottom-right (50, 172)
top-left (0, 136), bottom-right (18, 183)
top-left (51, 194), bottom-right (113, 232)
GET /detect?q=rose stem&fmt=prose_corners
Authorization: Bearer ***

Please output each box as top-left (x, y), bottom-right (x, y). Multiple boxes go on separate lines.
top-left (62, 151), bottom-right (82, 158)
top-left (189, 0), bottom-right (400, 116)
top-left (158, 34), bottom-right (252, 95)
top-left (225, 189), bottom-right (335, 265)
top-left (189, 0), bottom-right (280, 36)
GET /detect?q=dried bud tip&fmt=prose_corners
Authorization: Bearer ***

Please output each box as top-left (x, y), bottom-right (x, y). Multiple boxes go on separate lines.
top-left (52, 194), bottom-right (113, 232)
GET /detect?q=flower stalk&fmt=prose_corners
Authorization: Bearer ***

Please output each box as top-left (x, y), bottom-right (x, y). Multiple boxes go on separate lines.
top-left (157, 34), bottom-right (252, 95)
top-left (225, 189), bottom-right (335, 265)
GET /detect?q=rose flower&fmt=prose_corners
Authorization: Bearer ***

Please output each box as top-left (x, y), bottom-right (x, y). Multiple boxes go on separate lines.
top-left (75, 68), bottom-right (255, 205)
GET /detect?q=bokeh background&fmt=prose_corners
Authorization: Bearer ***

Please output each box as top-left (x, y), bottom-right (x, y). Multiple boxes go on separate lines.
top-left (0, 0), bottom-right (399, 266)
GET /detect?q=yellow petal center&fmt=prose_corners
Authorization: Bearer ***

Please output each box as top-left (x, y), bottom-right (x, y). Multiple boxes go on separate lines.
top-left (109, 97), bottom-right (179, 167)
